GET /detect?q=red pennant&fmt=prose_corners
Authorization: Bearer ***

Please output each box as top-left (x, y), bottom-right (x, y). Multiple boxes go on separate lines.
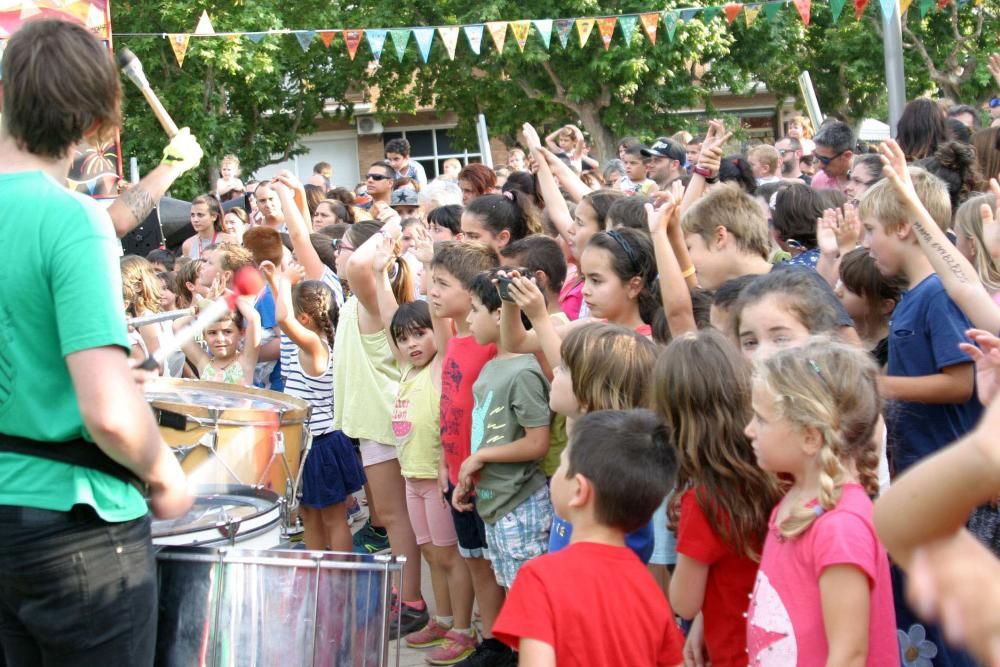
top-left (724, 3), bottom-right (744, 23)
top-left (794, 0), bottom-right (811, 24)
top-left (936, 0), bottom-right (950, 7)
top-left (853, 0), bottom-right (869, 18)
top-left (319, 31), bottom-right (338, 48)
top-left (596, 17), bottom-right (616, 50)
top-left (343, 29), bottom-right (364, 59)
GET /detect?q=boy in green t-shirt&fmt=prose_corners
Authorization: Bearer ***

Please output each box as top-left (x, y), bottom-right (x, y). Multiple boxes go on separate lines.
top-left (453, 271), bottom-right (553, 590)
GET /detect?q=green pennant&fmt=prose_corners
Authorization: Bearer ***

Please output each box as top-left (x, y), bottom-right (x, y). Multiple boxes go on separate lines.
top-left (918, 0), bottom-right (934, 15)
top-left (389, 28), bottom-right (410, 62)
top-left (702, 5), bottom-right (722, 22)
top-left (664, 11), bottom-right (680, 41)
top-left (763, 1), bottom-right (783, 20)
top-left (618, 15), bottom-right (638, 46)
top-left (830, 0), bottom-right (847, 19)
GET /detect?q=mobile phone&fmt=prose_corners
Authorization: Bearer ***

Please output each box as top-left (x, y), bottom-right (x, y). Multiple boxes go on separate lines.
top-left (496, 275), bottom-right (515, 301)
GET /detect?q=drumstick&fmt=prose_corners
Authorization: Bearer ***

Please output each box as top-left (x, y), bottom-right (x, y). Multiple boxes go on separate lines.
top-left (138, 268), bottom-right (264, 371)
top-left (128, 307), bottom-right (195, 328)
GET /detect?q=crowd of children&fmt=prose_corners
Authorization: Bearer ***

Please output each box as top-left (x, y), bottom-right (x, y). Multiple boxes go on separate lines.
top-left (117, 87), bottom-right (1000, 666)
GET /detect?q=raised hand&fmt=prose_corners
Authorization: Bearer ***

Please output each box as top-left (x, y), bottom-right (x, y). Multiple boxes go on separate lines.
top-left (522, 122), bottom-right (543, 151)
top-left (409, 223), bottom-right (435, 265)
top-left (989, 53), bottom-right (1000, 89)
top-left (817, 209), bottom-right (841, 257)
top-left (506, 271), bottom-right (548, 322)
top-left (371, 231), bottom-right (396, 273)
top-left (647, 182), bottom-right (682, 236)
top-left (839, 201), bottom-right (861, 251)
top-left (282, 262), bottom-right (306, 287)
top-left (258, 260), bottom-right (278, 287)
top-left (878, 139), bottom-right (923, 216)
top-left (959, 328), bottom-right (1000, 407)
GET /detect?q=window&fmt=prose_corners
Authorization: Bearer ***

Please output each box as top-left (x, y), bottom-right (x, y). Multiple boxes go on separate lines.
top-left (382, 128), bottom-right (481, 180)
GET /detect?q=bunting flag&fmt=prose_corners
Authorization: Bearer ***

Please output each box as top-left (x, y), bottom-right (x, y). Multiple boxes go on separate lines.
top-left (878, 0), bottom-right (896, 21)
top-left (486, 21), bottom-right (507, 53)
top-left (763, 1), bottom-right (783, 20)
top-left (413, 27), bottom-right (434, 62)
top-left (463, 25), bottom-right (483, 54)
top-left (247, 32), bottom-right (266, 44)
top-left (936, 0), bottom-right (950, 7)
top-left (367, 28), bottom-right (388, 61)
top-left (639, 12), bottom-right (659, 44)
top-left (664, 11), bottom-right (679, 41)
top-left (343, 29), bottom-right (364, 60)
top-left (794, 0), bottom-right (811, 23)
top-left (389, 28), bottom-right (410, 60)
top-left (575, 18), bottom-right (595, 47)
top-left (679, 8), bottom-right (700, 21)
top-left (597, 17), bottom-right (616, 49)
top-left (830, 0), bottom-right (847, 20)
top-left (296, 30), bottom-right (314, 51)
top-left (168, 34), bottom-right (190, 67)
top-left (226, 34), bottom-right (239, 42)
top-left (900, 0), bottom-right (914, 12)
top-left (194, 10), bottom-right (215, 36)
top-left (438, 26), bottom-right (460, 59)
top-left (724, 3), bottom-right (744, 22)
top-left (854, 0), bottom-right (869, 17)
top-left (18, 0), bottom-right (40, 19)
top-left (918, 0), bottom-right (934, 15)
top-left (554, 18), bottom-right (573, 48)
top-left (744, 4), bottom-right (763, 24)
top-left (618, 15), bottom-right (638, 45)
top-left (533, 19), bottom-right (553, 48)
top-left (510, 20), bottom-right (531, 51)
top-left (703, 6), bottom-right (722, 21)
top-left (319, 30), bottom-right (338, 48)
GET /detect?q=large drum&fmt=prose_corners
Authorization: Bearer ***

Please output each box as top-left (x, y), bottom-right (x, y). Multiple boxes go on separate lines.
top-left (155, 547), bottom-right (404, 667)
top-left (151, 485), bottom-right (283, 549)
top-left (145, 379), bottom-right (311, 501)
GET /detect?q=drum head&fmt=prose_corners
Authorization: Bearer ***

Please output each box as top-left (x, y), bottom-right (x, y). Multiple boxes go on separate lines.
top-left (145, 378), bottom-right (310, 426)
top-left (152, 485), bottom-right (280, 543)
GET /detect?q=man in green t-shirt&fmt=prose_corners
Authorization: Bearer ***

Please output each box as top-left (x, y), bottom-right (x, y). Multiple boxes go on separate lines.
top-left (0, 19), bottom-right (200, 665)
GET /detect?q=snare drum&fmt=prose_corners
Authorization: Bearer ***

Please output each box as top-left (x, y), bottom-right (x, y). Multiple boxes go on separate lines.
top-left (151, 485), bottom-right (282, 549)
top-left (145, 378), bottom-right (310, 500)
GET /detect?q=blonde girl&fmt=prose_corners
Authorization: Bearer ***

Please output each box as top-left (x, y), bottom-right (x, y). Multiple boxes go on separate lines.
top-left (179, 297), bottom-right (261, 386)
top-left (744, 340), bottom-right (897, 665)
top-left (653, 329), bottom-right (782, 667)
top-left (121, 255), bottom-right (163, 364)
top-left (953, 192), bottom-right (1000, 301)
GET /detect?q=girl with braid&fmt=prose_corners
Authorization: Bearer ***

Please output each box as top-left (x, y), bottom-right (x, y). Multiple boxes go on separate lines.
top-left (744, 340), bottom-right (898, 665)
top-left (260, 262), bottom-right (365, 552)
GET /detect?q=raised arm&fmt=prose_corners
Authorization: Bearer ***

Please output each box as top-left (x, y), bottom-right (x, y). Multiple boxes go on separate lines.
top-left (503, 273), bottom-right (565, 367)
top-left (259, 262), bottom-right (327, 375)
top-left (878, 139), bottom-right (1000, 333)
top-left (647, 183), bottom-right (697, 337)
top-left (371, 233), bottom-right (408, 364)
top-left (568, 125), bottom-right (586, 162)
top-left (544, 126), bottom-right (563, 153)
top-left (680, 120), bottom-right (730, 219)
top-left (523, 123), bottom-right (575, 244)
top-left (540, 148), bottom-right (592, 203)
top-left (235, 294), bottom-right (262, 370)
top-left (273, 175), bottom-right (325, 280)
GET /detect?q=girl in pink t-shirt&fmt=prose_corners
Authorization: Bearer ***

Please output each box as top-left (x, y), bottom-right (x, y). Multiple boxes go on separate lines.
top-left (744, 339), bottom-right (898, 666)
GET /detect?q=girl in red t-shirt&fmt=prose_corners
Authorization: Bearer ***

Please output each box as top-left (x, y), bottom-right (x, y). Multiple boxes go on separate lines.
top-left (652, 329), bottom-right (783, 667)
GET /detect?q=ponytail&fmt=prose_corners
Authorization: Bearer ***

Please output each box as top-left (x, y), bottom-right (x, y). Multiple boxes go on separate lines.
top-left (292, 281), bottom-right (339, 348)
top-left (465, 190), bottom-right (542, 243)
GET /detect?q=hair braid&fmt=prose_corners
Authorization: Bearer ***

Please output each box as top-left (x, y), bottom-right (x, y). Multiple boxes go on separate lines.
top-left (315, 308), bottom-right (335, 349)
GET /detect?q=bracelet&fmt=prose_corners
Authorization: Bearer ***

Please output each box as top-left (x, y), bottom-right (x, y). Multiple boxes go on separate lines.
top-left (692, 166), bottom-right (718, 183)
top-left (681, 266), bottom-right (696, 278)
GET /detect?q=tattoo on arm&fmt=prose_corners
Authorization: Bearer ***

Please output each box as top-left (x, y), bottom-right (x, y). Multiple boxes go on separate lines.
top-left (119, 186), bottom-right (156, 225)
top-left (912, 219), bottom-right (969, 284)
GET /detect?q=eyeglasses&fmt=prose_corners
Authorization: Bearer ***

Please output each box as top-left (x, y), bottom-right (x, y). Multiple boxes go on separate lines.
top-left (366, 173), bottom-right (391, 181)
top-left (332, 239), bottom-right (356, 255)
top-left (814, 150), bottom-right (846, 166)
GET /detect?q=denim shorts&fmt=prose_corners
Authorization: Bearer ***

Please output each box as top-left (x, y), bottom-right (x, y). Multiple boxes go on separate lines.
top-left (483, 484), bottom-right (553, 588)
top-left (447, 483), bottom-right (490, 559)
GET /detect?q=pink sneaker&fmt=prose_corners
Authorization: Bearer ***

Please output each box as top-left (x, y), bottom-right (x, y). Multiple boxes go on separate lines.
top-left (405, 618), bottom-right (451, 648)
top-left (425, 629), bottom-right (478, 665)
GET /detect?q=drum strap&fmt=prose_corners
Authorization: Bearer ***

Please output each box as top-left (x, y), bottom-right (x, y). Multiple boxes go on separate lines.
top-left (0, 433), bottom-right (146, 493)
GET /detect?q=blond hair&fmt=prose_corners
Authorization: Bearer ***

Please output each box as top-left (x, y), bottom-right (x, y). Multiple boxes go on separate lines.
top-left (858, 166), bottom-right (952, 233)
top-left (953, 192), bottom-right (1000, 292)
top-left (120, 255), bottom-right (161, 317)
top-left (681, 183), bottom-right (771, 260)
top-left (749, 145), bottom-right (780, 174)
top-left (754, 338), bottom-right (882, 539)
top-left (213, 242), bottom-right (254, 274)
top-left (220, 154), bottom-right (240, 169)
top-left (561, 322), bottom-right (659, 412)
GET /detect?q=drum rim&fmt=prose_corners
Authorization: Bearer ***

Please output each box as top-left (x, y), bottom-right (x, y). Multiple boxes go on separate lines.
top-left (151, 484), bottom-right (282, 543)
top-left (145, 377), bottom-right (311, 424)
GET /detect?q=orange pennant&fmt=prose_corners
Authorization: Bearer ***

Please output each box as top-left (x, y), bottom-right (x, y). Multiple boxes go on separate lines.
top-left (486, 21), bottom-right (508, 53)
top-left (899, 0), bottom-right (913, 10)
top-left (794, 0), bottom-right (812, 24)
top-left (510, 20), bottom-right (530, 52)
top-left (168, 34), bottom-right (190, 67)
top-left (343, 29), bottom-right (364, 59)
top-left (319, 31), bottom-right (338, 48)
top-left (596, 17), bottom-right (617, 50)
top-left (639, 12), bottom-right (659, 44)
top-left (724, 3), bottom-right (744, 22)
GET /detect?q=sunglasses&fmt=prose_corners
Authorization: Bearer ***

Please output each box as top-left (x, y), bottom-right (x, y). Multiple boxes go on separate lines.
top-left (814, 150), bottom-right (846, 166)
top-left (366, 173), bottom-right (392, 181)
top-left (332, 239), bottom-right (356, 255)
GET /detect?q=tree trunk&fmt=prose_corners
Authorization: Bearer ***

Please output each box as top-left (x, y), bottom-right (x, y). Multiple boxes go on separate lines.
top-left (573, 103), bottom-right (617, 165)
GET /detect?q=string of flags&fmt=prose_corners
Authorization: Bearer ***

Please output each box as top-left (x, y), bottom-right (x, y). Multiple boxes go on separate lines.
top-left (111, 0), bottom-right (972, 68)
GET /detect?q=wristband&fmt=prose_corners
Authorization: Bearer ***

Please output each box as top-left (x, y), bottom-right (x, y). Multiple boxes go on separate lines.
top-left (681, 266), bottom-right (696, 278)
top-left (692, 166), bottom-right (718, 183)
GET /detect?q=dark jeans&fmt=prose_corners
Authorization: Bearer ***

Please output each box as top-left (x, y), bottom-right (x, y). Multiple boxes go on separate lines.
top-left (0, 505), bottom-right (156, 667)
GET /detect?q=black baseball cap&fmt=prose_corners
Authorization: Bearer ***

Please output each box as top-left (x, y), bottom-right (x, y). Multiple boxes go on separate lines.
top-left (640, 137), bottom-right (687, 165)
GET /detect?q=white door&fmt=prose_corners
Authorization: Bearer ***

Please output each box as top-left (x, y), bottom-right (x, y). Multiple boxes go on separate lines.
top-left (252, 131), bottom-right (360, 190)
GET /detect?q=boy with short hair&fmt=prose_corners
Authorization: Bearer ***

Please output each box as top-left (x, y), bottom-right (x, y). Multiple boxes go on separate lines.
top-left (239, 226), bottom-right (285, 391)
top-left (385, 137), bottom-right (428, 186)
top-left (492, 409), bottom-right (684, 667)
top-left (748, 145), bottom-right (781, 185)
top-left (619, 145), bottom-right (657, 196)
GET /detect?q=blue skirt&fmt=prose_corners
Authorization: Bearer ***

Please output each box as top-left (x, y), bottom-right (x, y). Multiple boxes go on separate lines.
top-left (301, 430), bottom-right (367, 509)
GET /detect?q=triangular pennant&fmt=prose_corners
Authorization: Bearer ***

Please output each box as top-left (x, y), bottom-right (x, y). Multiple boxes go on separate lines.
top-left (596, 17), bottom-right (616, 50)
top-left (830, 0), bottom-right (847, 20)
top-left (763, 1), bottom-right (783, 20)
top-left (724, 3), bottom-right (744, 23)
top-left (510, 20), bottom-right (531, 52)
top-left (367, 29), bottom-right (388, 62)
top-left (412, 27), bottom-right (434, 63)
top-left (168, 34), bottom-right (190, 67)
top-left (664, 11), bottom-right (679, 41)
top-left (576, 18), bottom-right (595, 47)
top-left (854, 0), bottom-right (869, 17)
top-left (295, 31), bottom-right (315, 51)
top-left (900, 0), bottom-right (913, 12)
top-left (533, 19), bottom-right (553, 49)
top-left (793, 0), bottom-right (811, 23)
top-left (639, 13), bottom-right (659, 44)
top-left (463, 25), bottom-right (484, 54)
top-left (18, 0), bottom-right (40, 19)
top-left (744, 4), bottom-right (763, 25)
top-left (618, 15), bottom-right (638, 46)
top-left (226, 34), bottom-right (239, 42)
top-left (247, 32), bottom-right (266, 44)
top-left (194, 10), bottom-right (215, 36)
top-left (438, 26), bottom-right (460, 60)
top-left (86, 3), bottom-right (105, 30)
top-left (486, 21), bottom-right (508, 53)
top-left (703, 6), bottom-right (722, 22)
top-left (679, 8), bottom-right (699, 22)
top-left (389, 29), bottom-right (410, 60)
top-left (343, 29), bottom-right (364, 60)
top-left (878, 0), bottom-right (896, 21)
top-left (319, 31), bottom-right (338, 48)
top-left (554, 19), bottom-right (573, 48)
top-left (918, 0), bottom-right (934, 15)
top-left (936, 0), bottom-right (950, 7)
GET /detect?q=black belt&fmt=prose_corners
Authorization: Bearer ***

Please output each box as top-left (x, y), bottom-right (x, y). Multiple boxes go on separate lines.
top-left (0, 433), bottom-right (146, 493)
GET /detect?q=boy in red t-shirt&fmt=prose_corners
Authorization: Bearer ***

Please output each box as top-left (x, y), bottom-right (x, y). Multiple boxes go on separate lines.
top-left (493, 409), bottom-right (684, 667)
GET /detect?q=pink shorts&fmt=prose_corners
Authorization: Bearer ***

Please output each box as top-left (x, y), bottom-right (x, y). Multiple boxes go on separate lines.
top-left (405, 478), bottom-right (458, 547)
top-left (359, 439), bottom-right (398, 467)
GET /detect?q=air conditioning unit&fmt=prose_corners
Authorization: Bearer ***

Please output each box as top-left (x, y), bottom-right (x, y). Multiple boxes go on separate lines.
top-left (356, 115), bottom-right (384, 136)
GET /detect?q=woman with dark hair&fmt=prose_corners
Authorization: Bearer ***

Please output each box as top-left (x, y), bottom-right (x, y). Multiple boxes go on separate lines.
top-left (461, 190), bottom-right (542, 252)
top-left (771, 182), bottom-right (825, 268)
top-left (501, 170), bottom-right (544, 210)
top-left (304, 183), bottom-right (325, 217)
top-left (718, 155), bottom-right (757, 195)
top-left (915, 140), bottom-right (985, 214)
top-left (313, 199), bottom-right (353, 229)
top-left (457, 163), bottom-right (498, 205)
top-left (972, 127), bottom-right (1000, 182)
top-left (845, 153), bottom-right (885, 204)
top-left (896, 97), bottom-right (949, 161)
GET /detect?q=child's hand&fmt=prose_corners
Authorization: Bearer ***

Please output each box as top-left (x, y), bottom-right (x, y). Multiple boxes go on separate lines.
top-left (273, 170), bottom-right (303, 192)
top-left (233, 293), bottom-right (256, 316)
top-left (522, 123), bottom-right (543, 152)
top-left (839, 201), bottom-right (862, 251)
top-left (451, 477), bottom-right (475, 513)
top-left (258, 260), bottom-right (279, 287)
top-left (371, 232), bottom-right (396, 273)
top-left (282, 262), bottom-right (306, 287)
top-left (959, 328), bottom-right (1000, 407)
top-left (410, 224), bottom-right (435, 265)
top-left (988, 52), bottom-right (1000, 88)
top-left (507, 271), bottom-right (548, 322)
top-left (983, 179), bottom-right (1000, 259)
top-left (682, 614), bottom-right (709, 667)
top-left (699, 120), bottom-right (732, 164)
top-left (457, 454), bottom-right (484, 490)
top-left (817, 210), bottom-right (840, 258)
top-left (647, 181), bottom-right (684, 235)
top-left (878, 139), bottom-right (925, 218)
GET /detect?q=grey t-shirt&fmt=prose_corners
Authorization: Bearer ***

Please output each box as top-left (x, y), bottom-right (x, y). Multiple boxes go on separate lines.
top-left (471, 354), bottom-right (551, 523)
